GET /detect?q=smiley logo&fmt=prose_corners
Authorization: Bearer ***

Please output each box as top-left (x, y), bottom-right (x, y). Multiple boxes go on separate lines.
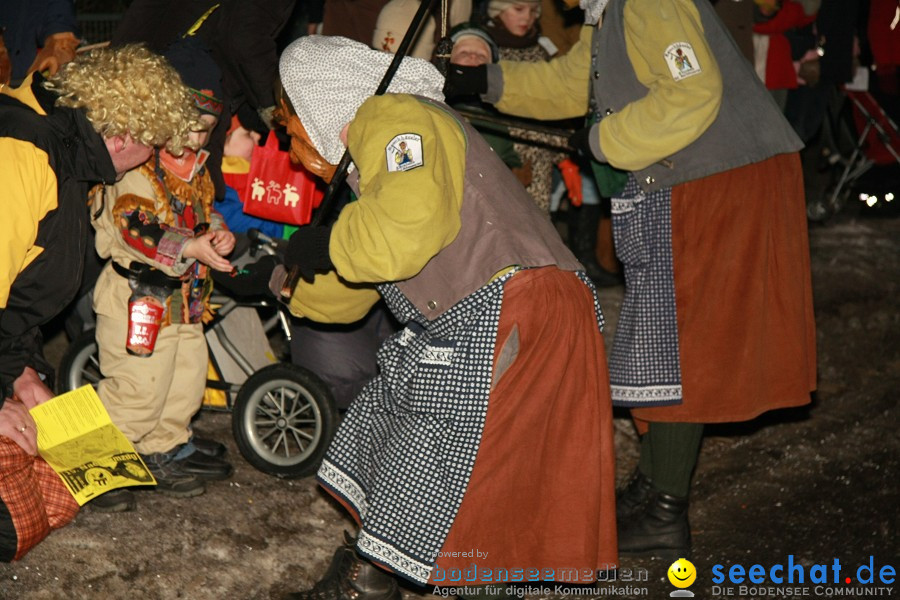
top-left (668, 558), bottom-right (696, 588)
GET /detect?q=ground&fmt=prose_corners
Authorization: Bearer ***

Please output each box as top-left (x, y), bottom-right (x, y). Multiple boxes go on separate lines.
top-left (0, 208), bottom-right (897, 600)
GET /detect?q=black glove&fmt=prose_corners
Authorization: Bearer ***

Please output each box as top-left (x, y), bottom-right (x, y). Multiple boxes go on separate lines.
top-left (568, 125), bottom-right (598, 163)
top-left (284, 225), bottom-right (334, 282)
top-left (443, 64), bottom-right (488, 100)
top-left (211, 255), bottom-right (278, 297)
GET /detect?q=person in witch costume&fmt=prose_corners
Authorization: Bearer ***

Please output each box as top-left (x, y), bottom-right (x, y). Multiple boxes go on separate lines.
top-left (446, 0), bottom-right (817, 559)
top-left (273, 35), bottom-right (618, 600)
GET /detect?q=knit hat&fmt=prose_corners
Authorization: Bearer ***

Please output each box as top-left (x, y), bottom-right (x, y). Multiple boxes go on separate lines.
top-left (578, 0), bottom-right (610, 24)
top-left (449, 23), bottom-right (499, 63)
top-left (487, 0), bottom-right (541, 20)
top-left (163, 36), bottom-right (224, 117)
top-left (279, 35), bottom-right (445, 165)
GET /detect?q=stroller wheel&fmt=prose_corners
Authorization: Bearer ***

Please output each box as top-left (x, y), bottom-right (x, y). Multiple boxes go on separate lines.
top-left (232, 363), bottom-right (337, 478)
top-left (808, 181), bottom-right (852, 223)
top-left (807, 197), bottom-right (832, 222)
top-left (56, 329), bottom-right (101, 393)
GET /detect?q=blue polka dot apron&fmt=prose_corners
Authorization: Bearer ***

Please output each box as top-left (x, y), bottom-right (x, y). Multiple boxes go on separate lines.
top-left (609, 175), bottom-right (684, 407)
top-left (317, 273), bottom-right (513, 585)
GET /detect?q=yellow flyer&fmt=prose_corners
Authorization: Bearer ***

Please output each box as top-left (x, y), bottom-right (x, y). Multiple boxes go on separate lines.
top-left (28, 385), bottom-right (156, 505)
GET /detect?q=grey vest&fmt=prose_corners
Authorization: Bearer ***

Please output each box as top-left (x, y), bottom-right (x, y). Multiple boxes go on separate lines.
top-left (349, 98), bottom-right (582, 320)
top-left (591, 0), bottom-right (803, 193)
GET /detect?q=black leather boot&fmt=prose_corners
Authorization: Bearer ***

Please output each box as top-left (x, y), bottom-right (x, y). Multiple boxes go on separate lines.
top-left (617, 490), bottom-right (691, 560)
top-left (285, 533), bottom-right (401, 600)
top-left (568, 204), bottom-right (622, 287)
top-left (615, 468), bottom-right (655, 522)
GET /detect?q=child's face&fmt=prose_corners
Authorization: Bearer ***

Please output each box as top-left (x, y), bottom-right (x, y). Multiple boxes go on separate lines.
top-left (499, 3), bottom-right (539, 37)
top-left (450, 37), bottom-right (493, 67)
top-left (224, 125), bottom-right (261, 161)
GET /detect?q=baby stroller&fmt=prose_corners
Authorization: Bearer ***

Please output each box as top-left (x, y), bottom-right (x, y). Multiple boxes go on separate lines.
top-left (55, 229), bottom-right (338, 479)
top-left (807, 84), bottom-right (900, 221)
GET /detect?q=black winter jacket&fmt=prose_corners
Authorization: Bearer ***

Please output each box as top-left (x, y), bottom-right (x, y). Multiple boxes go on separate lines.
top-left (0, 75), bottom-right (117, 402)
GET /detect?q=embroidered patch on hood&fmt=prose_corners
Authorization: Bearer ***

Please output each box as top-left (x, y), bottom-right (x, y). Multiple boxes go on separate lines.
top-left (385, 133), bottom-right (424, 172)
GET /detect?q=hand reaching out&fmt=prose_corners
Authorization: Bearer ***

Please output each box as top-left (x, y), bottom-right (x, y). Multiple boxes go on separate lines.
top-left (28, 32), bottom-right (80, 77)
top-left (210, 229), bottom-right (236, 257)
top-left (183, 232), bottom-right (234, 272)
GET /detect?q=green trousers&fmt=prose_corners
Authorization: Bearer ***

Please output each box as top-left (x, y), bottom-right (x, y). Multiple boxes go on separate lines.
top-left (637, 421), bottom-right (704, 498)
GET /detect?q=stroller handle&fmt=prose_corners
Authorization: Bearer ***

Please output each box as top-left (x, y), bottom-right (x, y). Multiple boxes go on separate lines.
top-left (247, 227), bottom-right (269, 244)
top-left (246, 228), bottom-right (282, 258)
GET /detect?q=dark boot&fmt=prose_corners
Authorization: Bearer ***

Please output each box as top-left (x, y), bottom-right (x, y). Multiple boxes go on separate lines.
top-left (615, 468), bottom-right (655, 522)
top-left (141, 452), bottom-right (206, 497)
top-left (617, 490), bottom-right (691, 560)
top-left (173, 441), bottom-right (234, 481)
top-left (568, 205), bottom-right (623, 287)
top-left (191, 436), bottom-right (227, 458)
top-left (89, 488), bottom-right (136, 513)
top-left (568, 204), bottom-right (598, 261)
top-left (285, 533), bottom-right (400, 600)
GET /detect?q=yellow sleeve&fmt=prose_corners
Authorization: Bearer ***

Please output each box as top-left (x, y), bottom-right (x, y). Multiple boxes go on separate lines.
top-left (495, 25), bottom-right (593, 120)
top-left (598, 0), bottom-right (722, 170)
top-left (329, 95), bottom-right (467, 283)
top-left (288, 271), bottom-right (381, 324)
top-left (0, 139), bottom-right (57, 309)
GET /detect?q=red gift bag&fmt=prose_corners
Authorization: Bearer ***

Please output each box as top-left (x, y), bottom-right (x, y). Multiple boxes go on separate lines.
top-left (241, 131), bottom-right (325, 226)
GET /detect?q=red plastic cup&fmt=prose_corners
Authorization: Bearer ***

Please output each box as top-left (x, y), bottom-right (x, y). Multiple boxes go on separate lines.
top-left (126, 296), bottom-right (165, 357)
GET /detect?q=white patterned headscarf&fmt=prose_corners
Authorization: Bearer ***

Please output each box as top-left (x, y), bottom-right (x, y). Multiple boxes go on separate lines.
top-left (579, 0), bottom-right (610, 25)
top-left (279, 35), bottom-right (445, 165)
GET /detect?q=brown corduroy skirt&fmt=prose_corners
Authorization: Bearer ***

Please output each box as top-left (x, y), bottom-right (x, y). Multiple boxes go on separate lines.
top-left (633, 153), bottom-right (817, 429)
top-left (430, 267), bottom-right (618, 584)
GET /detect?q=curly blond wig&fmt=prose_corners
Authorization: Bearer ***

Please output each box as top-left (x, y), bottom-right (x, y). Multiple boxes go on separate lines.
top-left (44, 44), bottom-right (203, 155)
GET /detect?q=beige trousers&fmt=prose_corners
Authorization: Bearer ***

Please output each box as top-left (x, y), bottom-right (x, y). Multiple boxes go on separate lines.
top-left (93, 266), bottom-right (207, 455)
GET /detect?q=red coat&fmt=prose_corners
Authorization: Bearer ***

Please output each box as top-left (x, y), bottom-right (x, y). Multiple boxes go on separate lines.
top-left (868, 0), bottom-right (900, 69)
top-left (754, 0), bottom-right (817, 90)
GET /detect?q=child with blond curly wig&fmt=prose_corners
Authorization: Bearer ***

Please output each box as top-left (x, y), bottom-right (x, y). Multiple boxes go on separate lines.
top-left (89, 38), bottom-right (237, 510)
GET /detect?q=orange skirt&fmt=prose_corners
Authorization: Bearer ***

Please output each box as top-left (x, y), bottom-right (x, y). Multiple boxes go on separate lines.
top-left (431, 267), bottom-right (618, 584)
top-left (632, 153), bottom-right (816, 428)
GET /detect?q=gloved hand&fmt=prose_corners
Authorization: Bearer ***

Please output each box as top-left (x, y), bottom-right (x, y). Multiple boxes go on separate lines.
top-left (557, 158), bottom-right (583, 206)
top-left (567, 125), bottom-right (599, 163)
top-left (210, 255), bottom-right (278, 298)
top-left (284, 225), bottom-right (334, 282)
top-left (443, 64), bottom-right (488, 100)
top-left (28, 32), bottom-right (80, 77)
